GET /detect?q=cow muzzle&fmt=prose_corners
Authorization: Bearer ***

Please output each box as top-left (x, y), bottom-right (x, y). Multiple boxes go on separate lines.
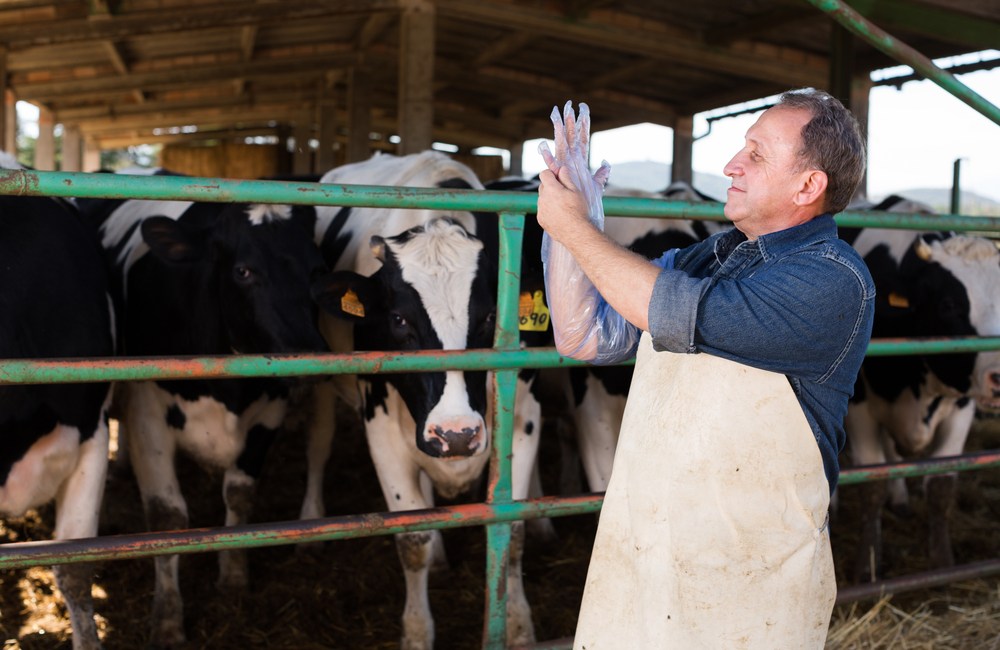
top-left (424, 418), bottom-right (486, 458)
top-left (979, 370), bottom-right (1000, 412)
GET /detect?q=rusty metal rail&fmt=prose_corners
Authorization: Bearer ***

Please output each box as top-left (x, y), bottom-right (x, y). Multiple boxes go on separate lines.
top-left (2, 169), bottom-right (1000, 647)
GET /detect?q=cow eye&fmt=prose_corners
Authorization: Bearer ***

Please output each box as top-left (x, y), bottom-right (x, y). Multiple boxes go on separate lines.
top-left (234, 264), bottom-right (254, 284)
top-left (390, 312), bottom-right (408, 329)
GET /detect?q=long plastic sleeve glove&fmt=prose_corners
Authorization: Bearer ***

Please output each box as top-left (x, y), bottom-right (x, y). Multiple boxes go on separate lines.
top-left (539, 101), bottom-right (642, 365)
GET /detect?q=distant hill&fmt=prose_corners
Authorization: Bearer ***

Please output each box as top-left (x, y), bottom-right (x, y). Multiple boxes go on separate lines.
top-left (608, 160), bottom-right (1000, 216)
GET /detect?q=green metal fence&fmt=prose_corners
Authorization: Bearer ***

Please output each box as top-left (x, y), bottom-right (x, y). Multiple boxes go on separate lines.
top-left (2, 168), bottom-right (1000, 648)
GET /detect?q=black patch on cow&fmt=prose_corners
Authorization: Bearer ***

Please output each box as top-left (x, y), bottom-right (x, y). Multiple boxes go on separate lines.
top-left (235, 424), bottom-right (279, 478)
top-left (319, 206), bottom-right (353, 269)
top-left (524, 421), bottom-right (534, 435)
top-left (923, 396), bottom-right (943, 426)
top-left (860, 232), bottom-right (978, 404)
top-left (165, 405), bottom-right (186, 430)
top-left (956, 397), bottom-right (971, 409)
top-left (628, 229), bottom-right (699, 260)
top-left (0, 194), bottom-right (113, 487)
top-left (569, 365), bottom-right (634, 406)
top-left (436, 177), bottom-right (474, 190)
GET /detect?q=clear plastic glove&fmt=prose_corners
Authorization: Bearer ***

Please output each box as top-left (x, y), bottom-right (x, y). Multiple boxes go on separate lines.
top-left (539, 102), bottom-right (640, 364)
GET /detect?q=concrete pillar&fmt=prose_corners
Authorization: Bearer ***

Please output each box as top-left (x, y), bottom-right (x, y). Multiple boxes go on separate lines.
top-left (508, 141), bottom-right (523, 177)
top-left (851, 74), bottom-right (873, 201)
top-left (317, 95), bottom-right (338, 174)
top-left (35, 106), bottom-right (56, 170)
top-left (397, 0), bottom-right (435, 154)
top-left (83, 138), bottom-right (101, 171)
top-left (61, 124), bottom-right (83, 171)
top-left (291, 119), bottom-right (313, 175)
top-left (671, 115), bottom-right (694, 186)
top-left (3, 90), bottom-right (15, 155)
top-left (0, 48), bottom-right (7, 155)
top-left (347, 66), bottom-right (372, 163)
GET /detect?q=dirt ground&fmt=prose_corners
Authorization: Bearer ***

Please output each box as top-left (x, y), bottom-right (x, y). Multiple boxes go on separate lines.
top-left (1, 407), bottom-right (999, 649)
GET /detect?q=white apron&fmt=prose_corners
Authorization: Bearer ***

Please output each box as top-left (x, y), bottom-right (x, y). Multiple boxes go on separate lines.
top-left (574, 333), bottom-right (836, 649)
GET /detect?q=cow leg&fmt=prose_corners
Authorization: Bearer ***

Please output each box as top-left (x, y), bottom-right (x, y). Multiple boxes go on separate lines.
top-left (125, 386), bottom-right (188, 648)
top-left (924, 402), bottom-right (973, 569)
top-left (516, 375), bottom-right (556, 543)
top-left (417, 471), bottom-right (448, 573)
top-left (573, 374), bottom-right (626, 492)
top-left (53, 405), bottom-right (110, 650)
top-left (218, 422), bottom-right (278, 589)
top-left (366, 408), bottom-right (436, 650)
top-left (300, 381), bottom-right (337, 522)
top-left (506, 379), bottom-right (539, 647)
top-left (882, 439), bottom-right (912, 518)
top-left (845, 403), bottom-right (887, 583)
top-left (926, 473), bottom-right (957, 569)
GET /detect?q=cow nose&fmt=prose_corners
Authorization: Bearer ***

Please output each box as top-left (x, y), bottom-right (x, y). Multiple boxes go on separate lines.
top-left (425, 419), bottom-right (486, 458)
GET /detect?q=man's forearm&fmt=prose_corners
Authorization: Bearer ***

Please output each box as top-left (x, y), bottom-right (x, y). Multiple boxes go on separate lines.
top-left (553, 220), bottom-right (659, 333)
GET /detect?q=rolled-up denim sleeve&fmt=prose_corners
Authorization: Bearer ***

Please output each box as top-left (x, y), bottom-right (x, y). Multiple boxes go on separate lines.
top-left (647, 267), bottom-right (712, 353)
top-left (589, 248), bottom-right (681, 365)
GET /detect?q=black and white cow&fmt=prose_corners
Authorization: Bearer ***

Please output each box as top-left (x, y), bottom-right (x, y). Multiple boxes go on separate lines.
top-left (840, 195), bottom-right (1000, 581)
top-left (79, 169), bottom-right (334, 647)
top-left (0, 153), bottom-right (114, 650)
top-left (305, 151), bottom-right (541, 650)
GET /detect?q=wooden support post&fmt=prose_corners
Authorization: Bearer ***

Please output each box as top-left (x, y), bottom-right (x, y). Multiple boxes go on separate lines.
top-left (35, 106), bottom-right (56, 170)
top-left (83, 138), bottom-right (101, 171)
top-left (851, 74), bottom-right (872, 202)
top-left (397, 0), bottom-right (435, 155)
top-left (508, 140), bottom-right (523, 177)
top-left (292, 118), bottom-right (313, 175)
top-left (61, 124), bottom-right (83, 171)
top-left (0, 47), bottom-right (7, 155)
top-left (829, 24), bottom-right (854, 105)
top-left (671, 115), bottom-right (694, 186)
top-left (3, 90), bottom-right (14, 155)
top-left (316, 84), bottom-right (338, 174)
top-left (347, 66), bottom-right (372, 163)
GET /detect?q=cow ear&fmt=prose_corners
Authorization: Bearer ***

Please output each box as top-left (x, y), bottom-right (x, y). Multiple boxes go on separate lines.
top-left (312, 270), bottom-right (378, 322)
top-left (141, 216), bottom-right (203, 263)
top-left (370, 236), bottom-right (387, 262)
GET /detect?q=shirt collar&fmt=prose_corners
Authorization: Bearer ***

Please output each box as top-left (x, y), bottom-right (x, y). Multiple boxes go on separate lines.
top-left (716, 214), bottom-right (837, 263)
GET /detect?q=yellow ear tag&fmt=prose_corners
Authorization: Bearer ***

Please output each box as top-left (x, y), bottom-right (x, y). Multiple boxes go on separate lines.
top-left (518, 290), bottom-right (550, 332)
top-left (888, 292), bottom-right (909, 309)
top-left (341, 289), bottom-right (365, 317)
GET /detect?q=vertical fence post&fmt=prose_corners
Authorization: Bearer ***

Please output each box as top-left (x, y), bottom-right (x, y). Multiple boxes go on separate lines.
top-left (483, 211), bottom-right (526, 649)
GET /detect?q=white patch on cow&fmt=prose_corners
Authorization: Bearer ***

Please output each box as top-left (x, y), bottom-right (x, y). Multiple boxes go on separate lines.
top-left (850, 228), bottom-right (916, 263)
top-left (0, 425), bottom-right (83, 516)
top-left (0, 151), bottom-right (23, 170)
top-left (316, 150), bottom-right (482, 277)
top-left (391, 219), bottom-right (483, 350)
top-left (246, 203), bottom-right (291, 225)
top-left (923, 236), bottom-right (1000, 407)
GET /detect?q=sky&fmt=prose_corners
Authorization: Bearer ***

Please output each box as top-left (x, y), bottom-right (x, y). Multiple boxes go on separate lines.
top-left (522, 50), bottom-right (1000, 206)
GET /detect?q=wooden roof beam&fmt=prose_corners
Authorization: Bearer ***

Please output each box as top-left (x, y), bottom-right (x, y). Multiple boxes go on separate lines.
top-left (436, 0), bottom-right (827, 88)
top-left (102, 40), bottom-right (145, 104)
top-left (15, 52), bottom-right (361, 101)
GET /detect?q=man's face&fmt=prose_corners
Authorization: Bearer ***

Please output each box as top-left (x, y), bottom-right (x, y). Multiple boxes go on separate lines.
top-left (722, 106), bottom-right (814, 239)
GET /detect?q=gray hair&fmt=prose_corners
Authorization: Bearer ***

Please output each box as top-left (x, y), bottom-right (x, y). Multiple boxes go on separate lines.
top-left (777, 89), bottom-right (866, 215)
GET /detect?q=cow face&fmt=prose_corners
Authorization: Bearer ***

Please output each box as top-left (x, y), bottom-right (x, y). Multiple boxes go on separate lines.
top-left (314, 218), bottom-right (496, 459)
top-left (141, 203), bottom-right (331, 355)
top-left (899, 235), bottom-right (1000, 410)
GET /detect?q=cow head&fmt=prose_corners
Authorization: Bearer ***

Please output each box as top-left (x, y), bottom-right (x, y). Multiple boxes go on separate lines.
top-left (313, 217), bottom-right (496, 459)
top-left (898, 234), bottom-right (1000, 411)
top-left (140, 203), bottom-right (331, 356)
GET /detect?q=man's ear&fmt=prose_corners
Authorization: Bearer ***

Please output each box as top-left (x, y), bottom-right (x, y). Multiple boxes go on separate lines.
top-left (794, 170), bottom-right (828, 209)
top-left (311, 270), bottom-right (379, 323)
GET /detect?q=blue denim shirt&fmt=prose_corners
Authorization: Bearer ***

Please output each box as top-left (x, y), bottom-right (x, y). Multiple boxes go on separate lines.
top-left (596, 214), bottom-right (875, 493)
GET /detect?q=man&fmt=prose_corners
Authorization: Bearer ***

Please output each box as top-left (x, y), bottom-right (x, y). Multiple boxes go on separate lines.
top-left (537, 89), bottom-right (875, 648)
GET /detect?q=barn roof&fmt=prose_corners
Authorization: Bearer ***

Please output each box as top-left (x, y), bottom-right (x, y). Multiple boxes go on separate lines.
top-left (2, 0), bottom-right (998, 152)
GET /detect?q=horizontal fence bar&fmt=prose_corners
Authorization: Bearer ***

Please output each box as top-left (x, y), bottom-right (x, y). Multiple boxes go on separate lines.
top-left (0, 450), bottom-right (995, 571)
top-left (0, 495), bottom-right (604, 570)
top-left (836, 559), bottom-right (1000, 605)
top-left (837, 449), bottom-right (1000, 485)
top-left (3, 336), bottom-right (1000, 385)
top-left (2, 169), bottom-right (1000, 232)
